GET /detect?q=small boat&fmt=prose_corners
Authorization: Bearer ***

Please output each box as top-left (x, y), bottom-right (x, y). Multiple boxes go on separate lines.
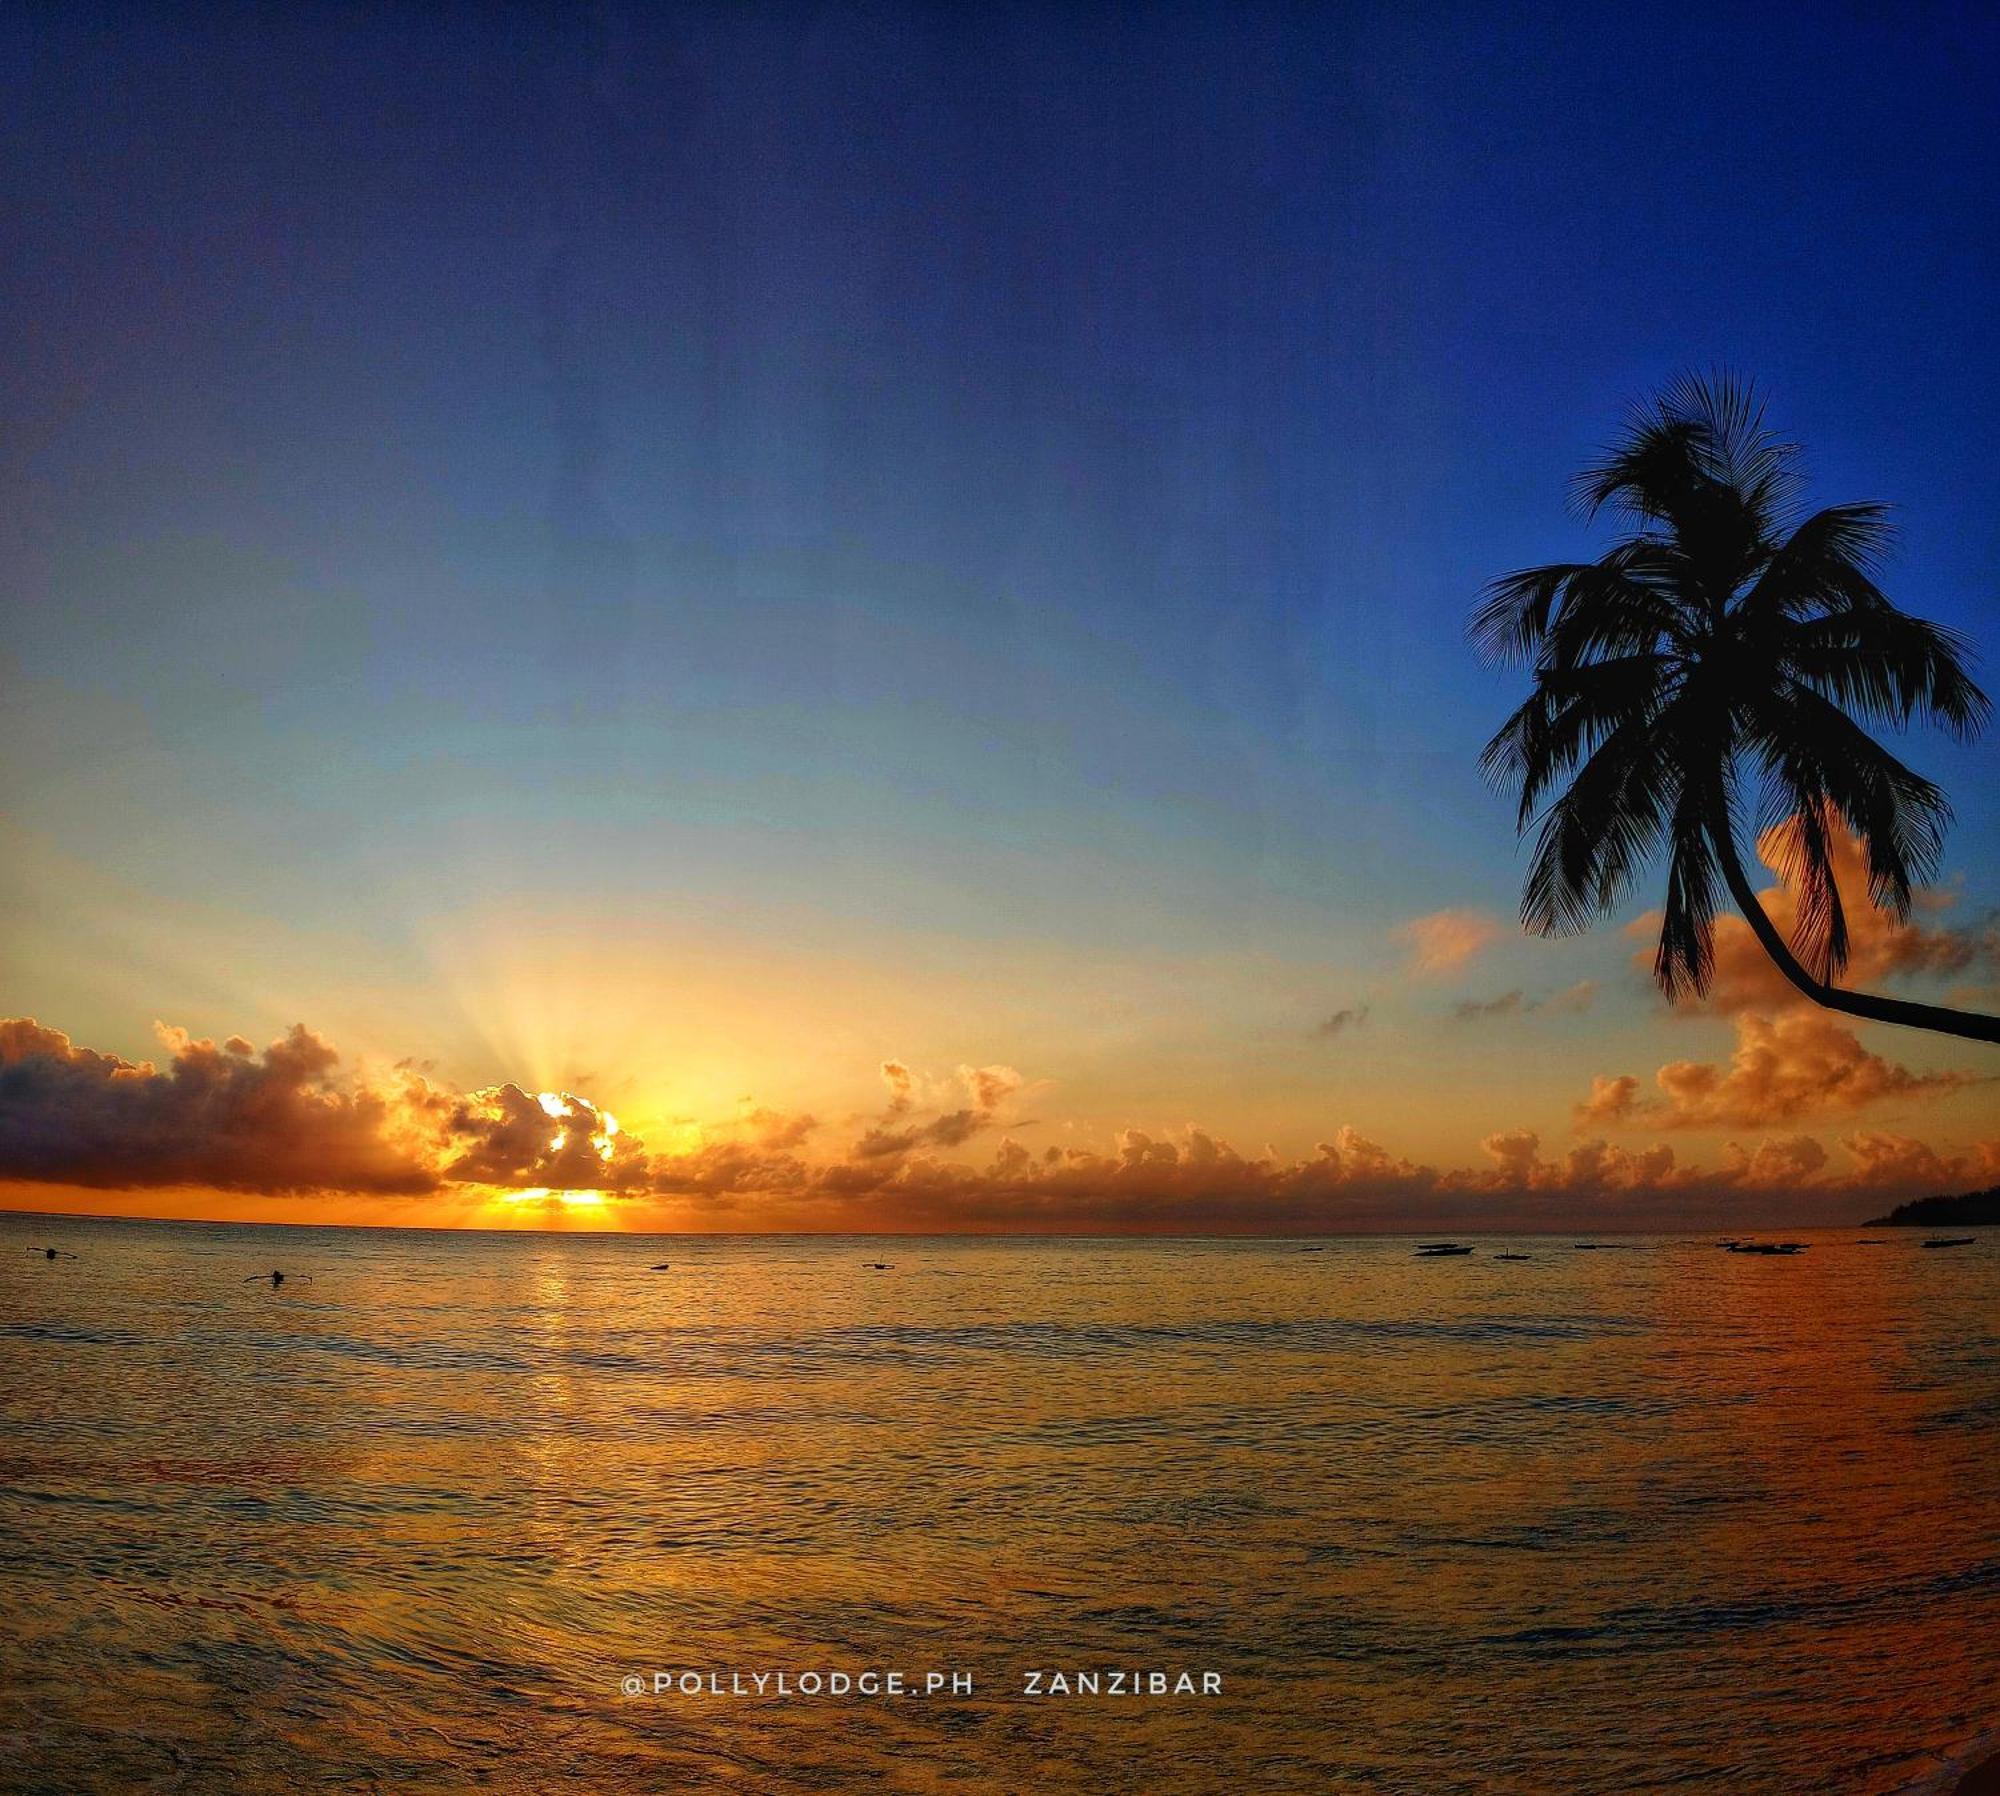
top-left (1727, 1242), bottom-right (1805, 1255)
top-left (1495, 1253), bottom-right (1531, 1262)
top-left (1922, 1237), bottom-right (1975, 1249)
top-left (1416, 1243), bottom-right (1474, 1257)
top-left (649, 1262), bottom-right (671, 1270)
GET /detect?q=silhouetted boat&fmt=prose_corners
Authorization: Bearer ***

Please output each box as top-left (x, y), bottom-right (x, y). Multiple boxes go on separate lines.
top-left (1922, 1236), bottom-right (1975, 1249)
top-left (1495, 1253), bottom-right (1531, 1261)
top-left (1727, 1242), bottom-right (1805, 1255)
top-left (1416, 1244), bottom-right (1473, 1257)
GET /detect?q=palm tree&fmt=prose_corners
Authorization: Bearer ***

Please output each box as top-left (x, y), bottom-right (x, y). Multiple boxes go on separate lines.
top-left (1474, 373), bottom-right (1998, 1045)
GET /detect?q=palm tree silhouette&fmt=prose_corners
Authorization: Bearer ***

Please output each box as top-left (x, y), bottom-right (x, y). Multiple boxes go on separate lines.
top-left (1475, 373), bottom-right (1998, 1045)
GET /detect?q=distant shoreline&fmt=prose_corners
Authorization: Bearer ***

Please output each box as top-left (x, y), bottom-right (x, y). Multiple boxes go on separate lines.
top-left (2, 1204), bottom-right (1993, 1244)
top-left (1865, 1185), bottom-right (2000, 1230)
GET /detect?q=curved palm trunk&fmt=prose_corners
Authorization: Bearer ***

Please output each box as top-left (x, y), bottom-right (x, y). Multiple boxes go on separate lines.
top-left (1708, 828), bottom-right (2000, 1045)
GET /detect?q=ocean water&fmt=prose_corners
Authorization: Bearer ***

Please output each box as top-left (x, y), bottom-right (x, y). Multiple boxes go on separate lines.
top-left (1, 1213), bottom-right (1995, 1795)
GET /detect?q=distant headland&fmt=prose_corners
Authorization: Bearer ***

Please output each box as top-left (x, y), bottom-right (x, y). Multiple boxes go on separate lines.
top-left (1863, 1185), bottom-right (2000, 1229)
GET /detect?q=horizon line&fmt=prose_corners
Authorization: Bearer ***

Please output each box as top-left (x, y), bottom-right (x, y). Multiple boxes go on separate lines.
top-left (2, 1204), bottom-right (1942, 1242)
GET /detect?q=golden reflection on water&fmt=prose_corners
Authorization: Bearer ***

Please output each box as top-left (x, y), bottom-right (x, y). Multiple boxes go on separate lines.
top-left (1, 1218), bottom-right (1996, 1794)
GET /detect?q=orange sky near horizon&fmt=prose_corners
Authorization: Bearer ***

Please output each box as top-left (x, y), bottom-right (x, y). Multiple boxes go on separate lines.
top-left (3, 822), bottom-right (1997, 1236)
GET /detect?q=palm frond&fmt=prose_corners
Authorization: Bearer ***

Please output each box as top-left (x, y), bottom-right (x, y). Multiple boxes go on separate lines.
top-left (1480, 653), bottom-right (1675, 824)
top-left (1740, 503), bottom-right (1896, 624)
top-left (1576, 370), bottom-right (1799, 551)
top-left (1471, 543), bottom-right (1692, 667)
top-left (1573, 412), bottom-right (1706, 530)
top-left (1747, 682), bottom-right (1953, 919)
top-left (1759, 798), bottom-right (1850, 983)
top-left (1777, 607), bottom-right (1990, 737)
top-left (1540, 550), bottom-right (1697, 669)
top-left (1655, 761), bottom-right (1726, 999)
top-left (1520, 718), bottom-right (1674, 937)
top-left (1671, 368), bottom-right (1799, 536)
top-left (1471, 563), bottom-right (1594, 665)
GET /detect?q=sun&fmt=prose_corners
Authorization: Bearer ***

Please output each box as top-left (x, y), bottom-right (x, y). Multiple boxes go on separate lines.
top-left (498, 1186), bottom-right (609, 1210)
top-left (536, 1090), bottom-right (621, 1163)
top-left (479, 1184), bottom-right (619, 1229)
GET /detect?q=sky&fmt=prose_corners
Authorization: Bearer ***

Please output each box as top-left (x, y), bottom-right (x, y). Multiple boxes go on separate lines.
top-left (2, 1), bottom-right (1997, 1232)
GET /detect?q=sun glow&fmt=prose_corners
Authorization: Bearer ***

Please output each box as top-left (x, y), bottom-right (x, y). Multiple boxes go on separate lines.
top-left (498, 1186), bottom-right (609, 1210)
top-left (534, 1090), bottom-right (621, 1162)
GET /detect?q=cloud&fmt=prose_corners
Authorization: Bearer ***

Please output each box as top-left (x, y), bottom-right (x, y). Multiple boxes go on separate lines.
top-left (445, 1085), bottom-right (652, 1190)
top-left (848, 1062), bottom-right (1024, 1161)
top-left (0, 1018), bottom-right (441, 1194)
top-left (1836, 1130), bottom-right (2000, 1193)
top-left (1453, 981), bottom-right (1595, 1023)
top-left (1542, 980), bottom-right (1598, 1016)
top-left (852, 1111), bottom-right (986, 1160)
top-left (1315, 1005), bottom-right (1369, 1038)
top-left (1452, 990), bottom-right (1527, 1023)
top-left (1394, 908), bottom-right (1506, 976)
top-left (1573, 1074), bottom-right (1641, 1127)
top-left (1580, 1012), bottom-right (1984, 1134)
top-left (4, 1016), bottom-right (1995, 1230)
top-left (1629, 818), bottom-right (2000, 1015)
top-left (961, 1064), bottom-right (1022, 1114)
top-left (1589, 1010), bottom-right (1983, 1131)
top-left (738, 1106), bottom-right (818, 1151)
top-left (1476, 1129), bottom-right (1682, 1194)
top-left (1719, 1134), bottom-right (1829, 1188)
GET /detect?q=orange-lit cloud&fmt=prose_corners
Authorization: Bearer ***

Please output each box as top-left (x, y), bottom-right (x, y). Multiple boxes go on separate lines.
top-left (636, 1118), bottom-right (1998, 1233)
top-left (1719, 1134), bottom-right (1830, 1188)
top-left (0, 1018), bottom-right (440, 1193)
top-left (1654, 1013), bottom-right (1980, 1127)
top-left (738, 1106), bottom-right (819, 1151)
top-left (1628, 819), bottom-right (2000, 1015)
top-left (1573, 1073), bottom-right (1642, 1127)
top-left (4, 1015), bottom-right (1995, 1232)
top-left (1474, 1128), bottom-right (1681, 1193)
top-left (1579, 1010), bottom-right (1983, 1131)
top-left (1836, 1129), bottom-right (2000, 1192)
top-left (851, 1062), bottom-right (1024, 1160)
top-left (445, 1085), bottom-right (652, 1190)
top-left (1394, 907), bottom-right (1506, 976)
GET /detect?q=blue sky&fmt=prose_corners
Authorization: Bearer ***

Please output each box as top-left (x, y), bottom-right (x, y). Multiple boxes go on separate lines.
top-left (2, 2), bottom-right (1996, 1223)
